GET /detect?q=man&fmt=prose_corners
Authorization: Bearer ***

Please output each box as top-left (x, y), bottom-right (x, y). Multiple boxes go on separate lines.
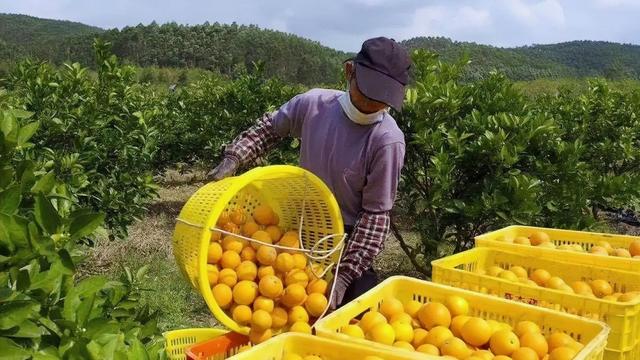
top-left (208, 37), bottom-right (410, 307)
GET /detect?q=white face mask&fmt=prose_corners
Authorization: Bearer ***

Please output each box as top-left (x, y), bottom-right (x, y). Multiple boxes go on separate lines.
top-left (338, 88), bottom-right (387, 125)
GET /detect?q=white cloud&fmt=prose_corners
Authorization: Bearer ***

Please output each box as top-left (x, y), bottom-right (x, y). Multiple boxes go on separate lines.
top-left (397, 4), bottom-right (492, 40)
top-left (593, 0), bottom-right (640, 7)
top-left (502, 0), bottom-right (566, 26)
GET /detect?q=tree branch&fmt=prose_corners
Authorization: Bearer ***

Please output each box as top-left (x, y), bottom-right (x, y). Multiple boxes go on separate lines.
top-left (390, 218), bottom-right (430, 276)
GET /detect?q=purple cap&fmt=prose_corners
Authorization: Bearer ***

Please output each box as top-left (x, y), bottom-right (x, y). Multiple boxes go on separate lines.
top-left (353, 37), bottom-right (411, 111)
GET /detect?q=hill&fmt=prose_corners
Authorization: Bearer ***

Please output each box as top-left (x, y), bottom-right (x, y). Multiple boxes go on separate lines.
top-left (2, 13), bottom-right (640, 84)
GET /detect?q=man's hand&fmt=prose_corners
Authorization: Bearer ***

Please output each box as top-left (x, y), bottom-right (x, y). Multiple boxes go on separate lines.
top-left (329, 273), bottom-right (350, 310)
top-left (207, 157), bottom-right (239, 181)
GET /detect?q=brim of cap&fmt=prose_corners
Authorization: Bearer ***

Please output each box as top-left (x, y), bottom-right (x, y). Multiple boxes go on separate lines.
top-left (355, 63), bottom-right (405, 111)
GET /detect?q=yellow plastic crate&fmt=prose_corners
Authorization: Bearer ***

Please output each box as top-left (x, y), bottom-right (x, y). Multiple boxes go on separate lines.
top-left (172, 165), bottom-right (344, 334)
top-left (315, 276), bottom-right (610, 360)
top-left (432, 247), bottom-right (640, 360)
top-left (226, 332), bottom-right (437, 360)
top-left (475, 225), bottom-right (640, 271)
top-left (163, 328), bottom-right (228, 360)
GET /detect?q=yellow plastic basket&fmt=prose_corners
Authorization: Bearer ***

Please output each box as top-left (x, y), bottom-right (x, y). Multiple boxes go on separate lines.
top-left (432, 247), bottom-right (640, 360)
top-left (172, 165), bottom-right (344, 334)
top-left (163, 328), bottom-right (229, 360)
top-left (315, 276), bottom-right (610, 360)
top-left (226, 332), bottom-right (438, 360)
top-left (475, 225), bottom-right (640, 271)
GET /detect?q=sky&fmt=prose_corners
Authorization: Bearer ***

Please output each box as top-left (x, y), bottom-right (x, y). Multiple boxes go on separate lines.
top-left (2, 0), bottom-right (640, 51)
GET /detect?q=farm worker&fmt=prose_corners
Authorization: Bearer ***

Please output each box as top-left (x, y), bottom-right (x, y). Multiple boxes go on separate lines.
top-left (208, 37), bottom-right (410, 308)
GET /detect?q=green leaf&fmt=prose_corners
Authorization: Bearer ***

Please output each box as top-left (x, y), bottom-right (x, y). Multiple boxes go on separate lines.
top-left (10, 109), bottom-right (34, 119)
top-left (0, 186), bottom-right (21, 215)
top-left (17, 121), bottom-right (40, 146)
top-left (69, 212), bottom-right (105, 241)
top-left (0, 301), bottom-right (40, 330)
top-left (34, 194), bottom-right (61, 234)
top-left (128, 339), bottom-right (149, 360)
top-left (31, 172), bottom-right (56, 194)
top-left (0, 319), bottom-right (41, 338)
top-left (76, 293), bottom-right (96, 328)
top-left (0, 167), bottom-right (15, 189)
top-left (0, 337), bottom-right (31, 360)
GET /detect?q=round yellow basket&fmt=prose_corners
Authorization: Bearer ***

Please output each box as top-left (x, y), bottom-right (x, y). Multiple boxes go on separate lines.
top-left (172, 165), bottom-right (345, 334)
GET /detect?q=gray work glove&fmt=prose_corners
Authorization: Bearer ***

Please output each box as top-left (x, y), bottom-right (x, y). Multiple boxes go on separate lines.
top-left (207, 157), bottom-right (239, 181)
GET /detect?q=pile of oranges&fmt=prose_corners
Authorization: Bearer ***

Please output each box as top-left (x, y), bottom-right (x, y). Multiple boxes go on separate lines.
top-left (498, 230), bottom-right (640, 259)
top-left (339, 295), bottom-right (584, 360)
top-left (206, 204), bottom-right (329, 343)
top-left (479, 263), bottom-right (640, 303)
top-left (281, 355), bottom-right (385, 360)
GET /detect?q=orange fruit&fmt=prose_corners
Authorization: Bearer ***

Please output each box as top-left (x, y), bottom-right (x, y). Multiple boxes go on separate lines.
top-left (281, 284), bottom-right (307, 308)
top-left (258, 265), bottom-right (275, 279)
top-left (230, 209), bottom-right (247, 225)
top-left (253, 296), bottom-right (275, 312)
top-left (380, 298), bottom-right (405, 319)
top-left (416, 344), bottom-right (440, 355)
top-left (530, 269), bottom-right (551, 287)
top-left (389, 312), bottom-right (413, 325)
top-left (404, 300), bottom-right (423, 318)
top-left (306, 263), bottom-right (325, 280)
top-left (391, 320), bottom-right (414, 342)
top-left (279, 231), bottom-right (300, 250)
top-left (514, 236), bottom-right (531, 245)
top-left (418, 302), bottom-right (452, 330)
top-left (271, 306), bottom-right (288, 328)
top-left (218, 268), bottom-right (238, 287)
top-left (253, 205), bottom-right (275, 225)
top-left (499, 270), bottom-right (519, 282)
top-left (521, 332), bottom-right (548, 359)
top-left (251, 309), bottom-right (272, 330)
top-left (285, 269), bottom-right (310, 287)
top-left (305, 293), bottom-right (328, 317)
top-left (590, 246), bottom-right (608, 256)
top-left (341, 324), bottom-right (365, 339)
top-left (210, 230), bottom-right (222, 242)
top-left (393, 341), bottom-right (414, 351)
top-left (359, 311), bottom-right (387, 333)
top-left (217, 212), bottom-right (230, 226)
top-left (547, 333), bottom-right (574, 351)
top-left (220, 250), bottom-right (241, 269)
top-left (307, 279), bottom-right (328, 295)
top-left (590, 279), bottom-right (613, 298)
top-left (212, 283), bottom-right (233, 309)
top-left (207, 242), bottom-right (223, 264)
top-left (568, 341), bottom-right (584, 353)
top-left (472, 350), bottom-right (495, 360)
top-left (236, 261), bottom-right (258, 281)
top-left (538, 242), bottom-right (556, 249)
top-left (248, 327), bottom-right (272, 344)
top-left (462, 317), bottom-right (492, 347)
top-left (547, 277), bottom-right (565, 290)
top-left (291, 253), bottom-right (307, 270)
top-left (424, 326), bottom-right (454, 347)
top-left (512, 347), bottom-right (539, 360)
top-left (570, 281), bottom-right (593, 296)
top-left (630, 240), bottom-right (640, 257)
top-left (445, 295), bottom-right (470, 317)
top-left (488, 266), bottom-right (505, 277)
top-left (613, 248), bottom-right (632, 258)
top-left (451, 315), bottom-right (471, 338)
top-left (367, 323), bottom-right (395, 345)
top-left (510, 266), bottom-right (529, 279)
top-left (240, 246), bottom-right (256, 262)
top-left (221, 222), bottom-right (240, 235)
top-left (494, 356), bottom-right (512, 360)
top-left (441, 337), bottom-right (472, 359)
top-left (275, 253), bottom-right (295, 273)
top-left (232, 304), bottom-right (252, 325)
top-left (529, 231), bottom-right (551, 246)
top-left (233, 280), bottom-right (258, 305)
top-left (258, 274), bottom-right (284, 299)
top-left (515, 321), bottom-right (541, 338)
top-left (271, 213), bottom-right (279, 226)
top-left (490, 330), bottom-right (520, 356)
top-left (256, 245), bottom-right (277, 266)
top-left (290, 321), bottom-right (312, 334)
top-left (549, 347), bottom-right (577, 360)
top-left (241, 221), bottom-right (260, 237)
top-left (618, 292), bottom-right (640, 303)
top-left (412, 328), bottom-right (430, 348)
top-left (206, 264), bottom-right (219, 286)
top-left (265, 225), bottom-right (282, 243)
top-left (251, 230), bottom-right (273, 249)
